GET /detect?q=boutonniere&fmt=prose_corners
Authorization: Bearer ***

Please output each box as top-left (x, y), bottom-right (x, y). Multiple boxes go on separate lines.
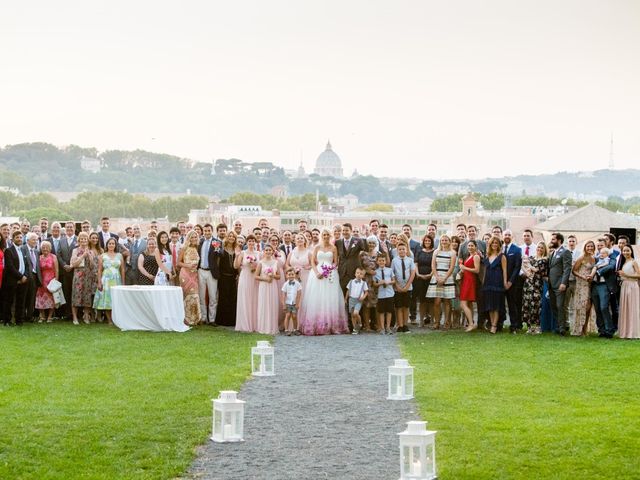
top-left (350, 242), bottom-right (356, 249)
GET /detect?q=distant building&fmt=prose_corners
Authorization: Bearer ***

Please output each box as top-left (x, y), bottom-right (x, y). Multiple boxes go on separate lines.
top-left (314, 141), bottom-right (343, 177)
top-left (80, 156), bottom-right (101, 173)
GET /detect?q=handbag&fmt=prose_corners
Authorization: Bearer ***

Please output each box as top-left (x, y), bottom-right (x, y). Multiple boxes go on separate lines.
top-left (52, 288), bottom-right (66, 307)
top-left (47, 278), bottom-right (62, 293)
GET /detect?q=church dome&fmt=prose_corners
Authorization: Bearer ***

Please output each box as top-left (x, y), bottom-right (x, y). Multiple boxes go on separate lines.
top-left (314, 141), bottom-right (344, 177)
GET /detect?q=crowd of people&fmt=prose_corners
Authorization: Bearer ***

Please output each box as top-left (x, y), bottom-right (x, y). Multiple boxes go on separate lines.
top-left (1, 216), bottom-right (639, 340)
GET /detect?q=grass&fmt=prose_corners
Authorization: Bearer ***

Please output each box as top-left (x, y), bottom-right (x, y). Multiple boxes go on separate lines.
top-left (400, 331), bottom-right (640, 480)
top-left (0, 323), bottom-right (268, 480)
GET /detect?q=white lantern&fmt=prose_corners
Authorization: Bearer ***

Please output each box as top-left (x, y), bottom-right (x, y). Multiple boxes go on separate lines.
top-left (388, 359), bottom-right (414, 400)
top-left (398, 421), bottom-right (437, 480)
top-left (211, 391), bottom-right (245, 443)
top-left (251, 340), bottom-right (275, 377)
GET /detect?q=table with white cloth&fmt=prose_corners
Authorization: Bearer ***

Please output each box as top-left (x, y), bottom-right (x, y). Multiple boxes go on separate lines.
top-left (111, 286), bottom-right (190, 332)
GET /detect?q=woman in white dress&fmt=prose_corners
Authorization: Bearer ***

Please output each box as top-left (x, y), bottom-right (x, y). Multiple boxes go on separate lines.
top-left (154, 231), bottom-right (175, 286)
top-left (298, 229), bottom-right (349, 335)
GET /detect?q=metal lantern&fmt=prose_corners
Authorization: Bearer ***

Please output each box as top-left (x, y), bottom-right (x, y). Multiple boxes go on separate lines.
top-left (398, 421), bottom-right (437, 480)
top-left (388, 359), bottom-right (414, 400)
top-left (251, 340), bottom-right (275, 377)
top-left (211, 391), bottom-right (245, 443)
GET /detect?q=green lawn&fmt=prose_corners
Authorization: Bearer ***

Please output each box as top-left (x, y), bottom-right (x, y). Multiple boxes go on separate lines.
top-left (400, 332), bottom-right (640, 480)
top-left (0, 324), bottom-right (267, 480)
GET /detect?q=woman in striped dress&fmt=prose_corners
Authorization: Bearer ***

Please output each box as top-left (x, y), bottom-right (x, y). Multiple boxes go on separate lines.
top-left (426, 235), bottom-right (457, 329)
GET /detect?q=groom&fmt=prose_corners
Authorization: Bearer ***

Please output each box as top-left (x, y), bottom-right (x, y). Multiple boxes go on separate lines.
top-left (336, 223), bottom-right (365, 295)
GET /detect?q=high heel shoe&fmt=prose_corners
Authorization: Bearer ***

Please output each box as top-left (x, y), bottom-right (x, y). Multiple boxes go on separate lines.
top-left (490, 325), bottom-right (497, 334)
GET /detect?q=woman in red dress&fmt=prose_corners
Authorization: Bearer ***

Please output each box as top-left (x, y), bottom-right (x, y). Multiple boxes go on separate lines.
top-left (458, 239), bottom-right (481, 332)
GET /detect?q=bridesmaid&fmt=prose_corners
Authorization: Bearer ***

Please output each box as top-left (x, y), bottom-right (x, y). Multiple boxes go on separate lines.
top-left (269, 234), bottom-right (286, 330)
top-left (458, 239), bottom-right (480, 332)
top-left (35, 241), bottom-right (58, 323)
top-left (216, 231), bottom-right (239, 327)
top-left (617, 245), bottom-right (640, 339)
top-left (93, 238), bottom-right (125, 325)
top-left (88, 232), bottom-right (102, 322)
top-left (235, 234), bottom-right (260, 332)
top-left (286, 233), bottom-right (312, 287)
top-left (178, 231), bottom-right (201, 326)
top-left (255, 244), bottom-right (280, 334)
top-left (571, 241), bottom-right (596, 336)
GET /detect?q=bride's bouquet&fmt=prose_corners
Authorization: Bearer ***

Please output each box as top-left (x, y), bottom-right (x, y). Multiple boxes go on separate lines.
top-left (320, 264), bottom-right (336, 282)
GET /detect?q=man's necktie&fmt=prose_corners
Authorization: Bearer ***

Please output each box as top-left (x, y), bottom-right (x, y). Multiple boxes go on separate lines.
top-left (525, 246), bottom-right (530, 256)
top-left (402, 259), bottom-right (406, 280)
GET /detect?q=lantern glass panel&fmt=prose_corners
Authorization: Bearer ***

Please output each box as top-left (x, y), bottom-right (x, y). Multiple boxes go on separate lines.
top-left (264, 353), bottom-right (274, 373)
top-left (391, 374), bottom-right (401, 396)
top-left (213, 411), bottom-right (222, 436)
top-left (405, 373), bottom-right (413, 397)
top-left (410, 446), bottom-right (422, 477)
top-left (402, 445), bottom-right (411, 475)
top-left (425, 444), bottom-right (435, 475)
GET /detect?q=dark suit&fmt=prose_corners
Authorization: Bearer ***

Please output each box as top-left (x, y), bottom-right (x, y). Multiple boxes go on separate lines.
top-left (98, 232), bottom-right (119, 250)
top-left (21, 244), bottom-right (40, 320)
top-left (499, 243), bottom-right (523, 331)
top-left (57, 235), bottom-right (77, 318)
top-left (548, 246), bottom-right (573, 334)
top-left (336, 237), bottom-right (365, 292)
top-left (1, 245), bottom-right (28, 325)
top-left (47, 235), bottom-right (64, 256)
top-left (279, 243), bottom-right (294, 260)
top-left (125, 237), bottom-right (147, 285)
top-left (591, 256), bottom-right (617, 336)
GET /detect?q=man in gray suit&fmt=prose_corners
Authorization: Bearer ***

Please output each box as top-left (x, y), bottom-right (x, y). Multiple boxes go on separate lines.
top-left (125, 224), bottom-right (147, 285)
top-left (21, 232), bottom-right (41, 321)
top-left (548, 232), bottom-right (573, 335)
top-left (57, 222), bottom-right (78, 320)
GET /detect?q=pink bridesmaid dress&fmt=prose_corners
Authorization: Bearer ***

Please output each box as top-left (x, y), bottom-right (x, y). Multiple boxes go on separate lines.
top-left (257, 258), bottom-right (280, 334)
top-left (235, 250), bottom-right (260, 332)
top-left (289, 247), bottom-right (312, 287)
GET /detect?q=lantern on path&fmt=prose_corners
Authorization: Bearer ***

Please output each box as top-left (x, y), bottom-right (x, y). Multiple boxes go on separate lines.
top-left (211, 391), bottom-right (245, 443)
top-left (398, 421), bottom-right (437, 480)
top-left (251, 340), bottom-right (275, 376)
top-left (388, 359), bottom-right (414, 400)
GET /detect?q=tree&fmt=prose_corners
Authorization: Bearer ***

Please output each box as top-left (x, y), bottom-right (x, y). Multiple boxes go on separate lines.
top-left (430, 194), bottom-right (463, 212)
top-left (479, 192), bottom-right (505, 211)
top-left (15, 207), bottom-right (71, 225)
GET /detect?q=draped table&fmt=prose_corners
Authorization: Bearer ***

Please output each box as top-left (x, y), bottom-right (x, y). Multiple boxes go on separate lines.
top-left (111, 285), bottom-right (190, 332)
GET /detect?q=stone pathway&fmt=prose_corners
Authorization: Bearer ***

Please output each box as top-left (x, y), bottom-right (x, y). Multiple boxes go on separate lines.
top-left (188, 334), bottom-right (420, 480)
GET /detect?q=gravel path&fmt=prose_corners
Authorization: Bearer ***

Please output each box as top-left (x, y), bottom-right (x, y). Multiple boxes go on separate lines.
top-left (188, 333), bottom-right (421, 480)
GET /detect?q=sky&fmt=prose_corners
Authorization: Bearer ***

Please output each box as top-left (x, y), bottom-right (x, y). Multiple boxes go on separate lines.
top-left (1, 0), bottom-right (639, 180)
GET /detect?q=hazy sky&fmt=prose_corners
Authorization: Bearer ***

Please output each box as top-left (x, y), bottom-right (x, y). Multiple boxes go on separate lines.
top-left (1, 1), bottom-right (639, 179)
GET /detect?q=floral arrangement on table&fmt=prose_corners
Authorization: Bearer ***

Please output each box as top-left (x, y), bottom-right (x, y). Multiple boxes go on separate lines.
top-left (320, 264), bottom-right (336, 282)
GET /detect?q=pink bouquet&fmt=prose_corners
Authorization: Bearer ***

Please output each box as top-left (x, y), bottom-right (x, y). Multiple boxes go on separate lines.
top-left (212, 241), bottom-right (221, 249)
top-left (264, 267), bottom-right (274, 275)
top-left (320, 264), bottom-right (336, 282)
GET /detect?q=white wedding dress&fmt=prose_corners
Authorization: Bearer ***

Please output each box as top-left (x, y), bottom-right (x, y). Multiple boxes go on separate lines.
top-left (298, 250), bottom-right (349, 335)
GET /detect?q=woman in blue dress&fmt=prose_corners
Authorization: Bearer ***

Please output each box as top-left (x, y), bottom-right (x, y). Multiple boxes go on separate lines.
top-left (481, 236), bottom-right (507, 334)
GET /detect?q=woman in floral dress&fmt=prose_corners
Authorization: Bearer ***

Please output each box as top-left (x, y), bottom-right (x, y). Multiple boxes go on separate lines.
top-left (521, 242), bottom-right (549, 334)
top-left (93, 237), bottom-right (125, 325)
top-left (35, 241), bottom-right (59, 323)
top-left (71, 232), bottom-right (96, 325)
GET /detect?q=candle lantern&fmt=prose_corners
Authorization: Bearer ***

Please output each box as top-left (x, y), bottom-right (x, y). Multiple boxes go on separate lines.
top-left (251, 340), bottom-right (275, 377)
top-left (398, 421), bottom-right (437, 480)
top-left (211, 391), bottom-right (245, 443)
top-left (388, 359), bottom-right (414, 400)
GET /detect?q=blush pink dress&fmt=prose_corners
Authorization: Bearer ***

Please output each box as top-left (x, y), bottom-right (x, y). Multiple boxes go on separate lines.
top-left (235, 250), bottom-right (260, 332)
top-left (256, 258), bottom-right (280, 334)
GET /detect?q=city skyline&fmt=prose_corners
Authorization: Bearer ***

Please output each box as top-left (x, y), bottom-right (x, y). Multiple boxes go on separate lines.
top-left (1, 1), bottom-right (639, 180)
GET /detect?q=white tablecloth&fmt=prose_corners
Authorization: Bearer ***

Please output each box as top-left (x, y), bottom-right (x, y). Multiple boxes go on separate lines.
top-left (112, 286), bottom-right (190, 332)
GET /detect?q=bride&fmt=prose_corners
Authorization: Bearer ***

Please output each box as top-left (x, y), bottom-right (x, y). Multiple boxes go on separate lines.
top-left (298, 228), bottom-right (349, 335)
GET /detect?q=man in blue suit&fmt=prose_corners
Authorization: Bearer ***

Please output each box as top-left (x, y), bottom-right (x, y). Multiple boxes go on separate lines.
top-left (592, 242), bottom-right (618, 338)
top-left (498, 229), bottom-right (522, 333)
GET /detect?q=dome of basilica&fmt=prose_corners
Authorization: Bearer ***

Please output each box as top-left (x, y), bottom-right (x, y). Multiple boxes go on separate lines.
top-left (314, 141), bottom-right (344, 177)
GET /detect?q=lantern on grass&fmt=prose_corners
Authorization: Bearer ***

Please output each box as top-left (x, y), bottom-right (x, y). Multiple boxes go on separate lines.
top-left (211, 391), bottom-right (245, 443)
top-left (251, 340), bottom-right (275, 376)
top-left (398, 421), bottom-right (437, 480)
top-left (388, 359), bottom-right (414, 400)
